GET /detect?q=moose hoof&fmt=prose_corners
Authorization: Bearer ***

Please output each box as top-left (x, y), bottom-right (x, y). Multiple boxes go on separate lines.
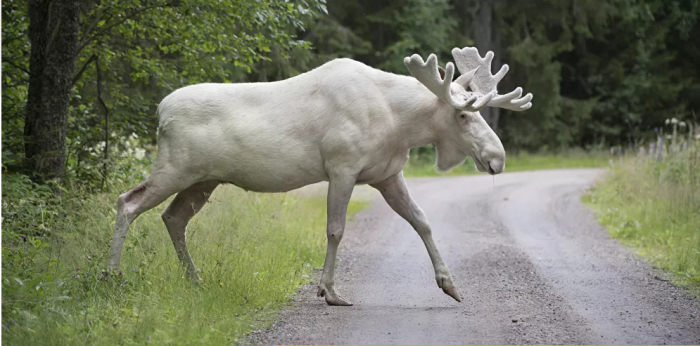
top-left (318, 285), bottom-right (353, 306)
top-left (189, 276), bottom-right (203, 286)
top-left (187, 272), bottom-right (203, 284)
top-left (437, 275), bottom-right (462, 302)
top-left (442, 285), bottom-right (462, 302)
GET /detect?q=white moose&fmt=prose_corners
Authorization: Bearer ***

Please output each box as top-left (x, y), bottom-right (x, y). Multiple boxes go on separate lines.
top-left (108, 47), bottom-right (532, 306)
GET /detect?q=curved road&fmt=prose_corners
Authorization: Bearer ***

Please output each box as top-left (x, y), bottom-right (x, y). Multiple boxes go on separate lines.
top-left (251, 169), bottom-right (700, 344)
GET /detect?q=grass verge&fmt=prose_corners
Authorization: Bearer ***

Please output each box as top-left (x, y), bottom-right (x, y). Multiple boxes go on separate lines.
top-left (2, 178), bottom-right (367, 345)
top-left (583, 155), bottom-right (700, 292)
top-left (403, 149), bottom-right (609, 177)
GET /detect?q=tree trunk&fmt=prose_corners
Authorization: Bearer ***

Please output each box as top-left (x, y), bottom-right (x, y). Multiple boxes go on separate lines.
top-left (24, 0), bottom-right (79, 181)
top-left (471, 0), bottom-right (501, 132)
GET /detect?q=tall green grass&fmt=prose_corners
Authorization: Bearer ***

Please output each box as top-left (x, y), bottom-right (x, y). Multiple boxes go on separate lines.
top-left (584, 141), bottom-right (700, 291)
top-left (2, 177), bottom-right (367, 345)
top-left (403, 148), bottom-right (608, 177)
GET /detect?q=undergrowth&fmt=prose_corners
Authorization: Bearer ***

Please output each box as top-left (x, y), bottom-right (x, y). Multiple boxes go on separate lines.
top-left (584, 135), bottom-right (700, 292)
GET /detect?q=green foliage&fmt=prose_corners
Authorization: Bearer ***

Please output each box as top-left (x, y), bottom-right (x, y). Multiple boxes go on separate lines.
top-left (65, 132), bottom-right (154, 191)
top-left (1, 0), bottom-right (31, 169)
top-left (584, 127), bottom-right (700, 291)
top-left (2, 174), bottom-right (63, 237)
top-left (372, 0), bottom-right (458, 73)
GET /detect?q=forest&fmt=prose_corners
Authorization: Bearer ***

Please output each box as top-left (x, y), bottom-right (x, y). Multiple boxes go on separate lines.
top-left (2, 0), bottom-right (699, 345)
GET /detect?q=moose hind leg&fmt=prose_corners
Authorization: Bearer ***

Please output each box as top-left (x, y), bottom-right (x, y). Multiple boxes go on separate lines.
top-left (161, 180), bottom-right (219, 282)
top-left (108, 171), bottom-right (200, 270)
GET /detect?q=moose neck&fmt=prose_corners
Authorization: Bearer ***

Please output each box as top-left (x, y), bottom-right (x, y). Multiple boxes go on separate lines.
top-left (381, 74), bottom-right (453, 151)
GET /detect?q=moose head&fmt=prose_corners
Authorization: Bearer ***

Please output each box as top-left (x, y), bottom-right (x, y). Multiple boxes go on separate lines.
top-left (404, 47), bottom-right (533, 174)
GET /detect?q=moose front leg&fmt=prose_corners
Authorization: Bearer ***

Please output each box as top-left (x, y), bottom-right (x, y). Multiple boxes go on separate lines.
top-left (318, 175), bottom-right (356, 306)
top-left (371, 172), bottom-right (461, 302)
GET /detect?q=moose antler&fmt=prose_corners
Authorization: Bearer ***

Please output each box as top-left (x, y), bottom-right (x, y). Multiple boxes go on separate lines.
top-left (404, 53), bottom-right (496, 112)
top-left (451, 47), bottom-right (532, 111)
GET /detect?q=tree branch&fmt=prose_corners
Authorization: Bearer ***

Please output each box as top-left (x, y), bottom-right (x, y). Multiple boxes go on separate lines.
top-left (96, 54), bottom-right (110, 191)
top-left (77, 11), bottom-right (103, 50)
top-left (72, 54), bottom-right (97, 86)
top-left (1, 58), bottom-right (31, 75)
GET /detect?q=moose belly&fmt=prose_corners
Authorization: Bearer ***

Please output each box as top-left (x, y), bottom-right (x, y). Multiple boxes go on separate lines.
top-left (355, 153), bottom-right (409, 185)
top-left (219, 167), bottom-right (325, 193)
top-left (204, 149), bottom-right (327, 193)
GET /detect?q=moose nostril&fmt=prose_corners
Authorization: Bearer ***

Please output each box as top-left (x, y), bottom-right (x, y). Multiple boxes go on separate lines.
top-left (487, 159), bottom-right (503, 175)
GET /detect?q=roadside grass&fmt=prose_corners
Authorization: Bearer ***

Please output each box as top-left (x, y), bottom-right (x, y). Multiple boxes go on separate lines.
top-left (403, 148), bottom-right (609, 177)
top-left (2, 176), bottom-right (367, 345)
top-left (583, 152), bottom-right (700, 292)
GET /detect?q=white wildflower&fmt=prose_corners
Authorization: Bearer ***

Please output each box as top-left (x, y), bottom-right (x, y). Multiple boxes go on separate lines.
top-left (134, 148), bottom-right (146, 160)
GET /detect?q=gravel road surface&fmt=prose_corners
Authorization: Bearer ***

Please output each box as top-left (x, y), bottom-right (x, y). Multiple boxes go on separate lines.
top-left (250, 169), bottom-right (700, 345)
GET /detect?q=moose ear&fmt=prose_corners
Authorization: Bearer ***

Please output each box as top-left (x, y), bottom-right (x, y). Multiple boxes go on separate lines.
top-left (438, 66), bottom-right (446, 80)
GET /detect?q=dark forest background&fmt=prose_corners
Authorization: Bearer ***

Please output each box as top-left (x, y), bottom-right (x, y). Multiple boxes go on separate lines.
top-left (2, 0), bottom-right (699, 187)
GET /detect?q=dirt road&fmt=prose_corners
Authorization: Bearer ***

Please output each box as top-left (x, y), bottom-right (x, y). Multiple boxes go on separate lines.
top-left (250, 169), bottom-right (700, 344)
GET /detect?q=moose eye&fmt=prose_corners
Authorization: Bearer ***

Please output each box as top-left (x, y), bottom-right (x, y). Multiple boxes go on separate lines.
top-left (460, 113), bottom-right (466, 119)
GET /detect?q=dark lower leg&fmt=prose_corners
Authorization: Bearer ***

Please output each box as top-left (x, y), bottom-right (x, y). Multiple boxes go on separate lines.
top-left (161, 180), bottom-right (219, 281)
